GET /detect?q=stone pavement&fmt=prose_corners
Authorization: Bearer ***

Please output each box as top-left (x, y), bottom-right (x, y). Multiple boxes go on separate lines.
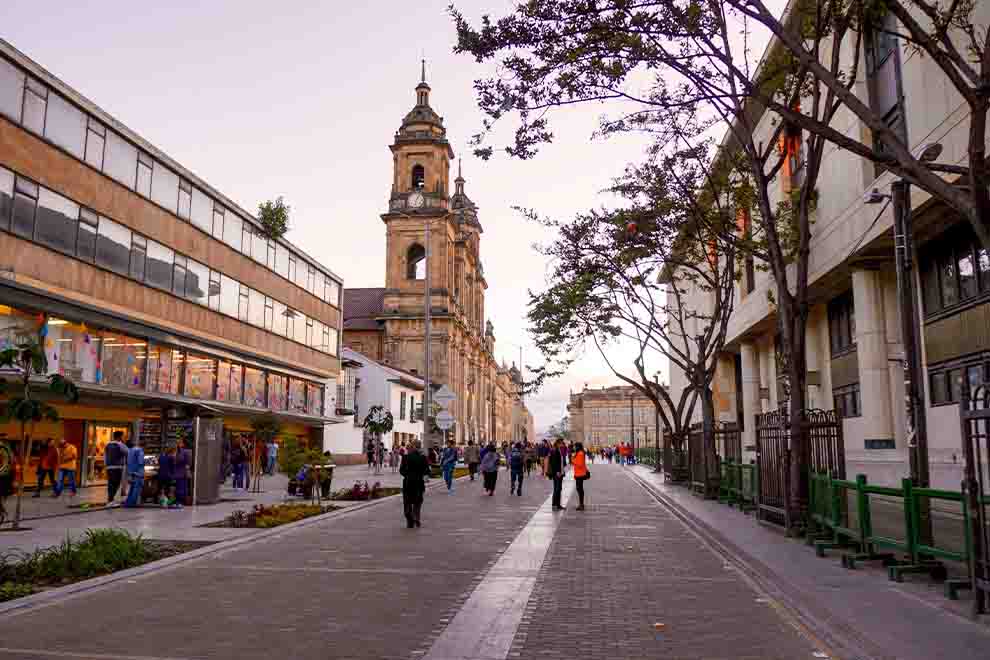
top-left (0, 464), bottom-right (839, 660)
top-left (632, 465), bottom-right (990, 660)
top-left (0, 464), bottom-right (411, 554)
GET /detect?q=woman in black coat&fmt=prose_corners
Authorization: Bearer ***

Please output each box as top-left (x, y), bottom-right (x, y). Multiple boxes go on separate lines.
top-left (399, 441), bottom-right (430, 528)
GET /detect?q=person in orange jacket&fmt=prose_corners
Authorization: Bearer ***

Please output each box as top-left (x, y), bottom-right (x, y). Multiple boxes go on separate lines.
top-left (33, 437), bottom-right (58, 497)
top-left (572, 442), bottom-right (590, 510)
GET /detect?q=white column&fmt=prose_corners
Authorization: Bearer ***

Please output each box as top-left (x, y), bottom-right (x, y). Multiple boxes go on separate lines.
top-left (805, 307), bottom-right (824, 410)
top-left (852, 268), bottom-right (895, 443)
top-left (758, 338), bottom-right (772, 413)
top-left (740, 341), bottom-right (760, 451)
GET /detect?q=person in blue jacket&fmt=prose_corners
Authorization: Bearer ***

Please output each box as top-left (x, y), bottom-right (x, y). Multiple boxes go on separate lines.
top-left (441, 439), bottom-right (458, 493)
top-left (509, 443), bottom-right (525, 497)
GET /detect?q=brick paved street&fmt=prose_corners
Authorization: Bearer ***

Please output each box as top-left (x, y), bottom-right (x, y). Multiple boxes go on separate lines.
top-left (0, 464), bottom-right (839, 660)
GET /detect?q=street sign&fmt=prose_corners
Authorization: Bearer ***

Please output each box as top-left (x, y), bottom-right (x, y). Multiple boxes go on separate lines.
top-left (435, 410), bottom-right (455, 430)
top-left (434, 384), bottom-right (456, 409)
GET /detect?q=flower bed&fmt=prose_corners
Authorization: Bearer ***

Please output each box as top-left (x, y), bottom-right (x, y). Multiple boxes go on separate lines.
top-left (212, 503), bottom-right (338, 529)
top-left (0, 529), bottom-right (207, 603)
top-left (329, 481), bottom-right (402, 501)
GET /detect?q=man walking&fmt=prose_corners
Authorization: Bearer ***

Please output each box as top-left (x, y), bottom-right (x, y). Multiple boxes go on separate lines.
top-left (441, 439), bottom-right (458, 493)
top-left (104, 431), bottom-right (128, 503)
top-left (399, 441), bottom-right (429, 528)
top-left (547, 438), bottom-right (565, 511)
top-left (509, 442), bottom-right (525, 497)
top-left (266, 441), bottom-right (278, 475)
top-left (464, 440), bottom-right (480, 481)
top-left (53, 438), bottom-right (78, 498)
top-left (123, 438), bottom-right (145, 508)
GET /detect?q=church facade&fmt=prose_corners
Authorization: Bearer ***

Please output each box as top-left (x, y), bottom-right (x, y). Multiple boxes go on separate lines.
top-left (343, 71), bottom-right (531, 446)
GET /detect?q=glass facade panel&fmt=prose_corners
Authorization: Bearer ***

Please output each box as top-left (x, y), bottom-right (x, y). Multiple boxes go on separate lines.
top-left (22, 81), bottom-right (46, 135)
top-left (76, 208), bottom-right (97, 261)
top-left (40, 318), bottom-right (95, 383)
top-left (268, 373), bottom-right (287, 410)
top-left (34, 188), bottom-right (79, 255)
top-left (272, 300), bottom-right (288, 337)
top-left (222, 210), bottom-right (241, 251)
top-left (190, 187), bottom-right (213, 234)
top-left (229, 362), bottom-right (243, 404)
top-left (99, 332), bottom-right (146, 390)
top-left (306, 383), bottom-right (322, 416)
top-left (0, 304), bottom-right (39, 351)
top-left (145, 239), bottom-right (174, 290)
top-left (183, 352), bottom-right (216, 399)
top-left (959, 250), bottom-right (977, 300)
top-left (216, 360), bottom-right (231, 402)
top-left (44, 93), bottom-right (86, 158)
top-left (129, 235), bottom-right (146, 281)
top-left (293, 311), bottom-right (307, 345)
top-left (208, 271), bottom-right (221, 310)
top-left (219, 274), bottom-right (239, 317)
top-left (248, 287), bottom-right (265, 327)
top-left (150, 162), bottom-right (180, 212)
top-left (12, 177), bottom-right (38, 239)
top-left (104, 130), bottom-right (138, 189)
top-left (0, 57), bottom-right (24, 122)
top-left (84, 121), bottom-right (105, 170)
top-left (149, 344), bottom-right (182, 394)
top-left (172, 255), bottom-right (187, 296)
top-left (95, 216), bottom-right (131, 275)
top-left (289, 379), bottom-right (306, 413)
top-left (244, 367), bottom-right (266, 407)
top-left (136, 155), bottom-right (152, 198)
top-left (185, 258), bottom-right (209, 305)
top-left (327, 327), bottom-right (338, 356)
top-left (274, 244), bottom-right (289, 279)
top-left (177, 182), bottom-right (192, 220)
top-left (0, 167), bottom-right (12, 232)
top-left (253, 230), bottom-right (268, 265)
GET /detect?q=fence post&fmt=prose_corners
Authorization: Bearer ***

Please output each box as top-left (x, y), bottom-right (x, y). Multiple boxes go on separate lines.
top-left (831, 472), bottom-right (843, 532)
top-left (856, 474), bottom-right (871, 553)
top-left (903, 477), bottom-right (918, 565)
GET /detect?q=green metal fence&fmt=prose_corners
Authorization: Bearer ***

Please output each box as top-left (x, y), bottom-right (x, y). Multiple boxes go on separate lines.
top-left (635, 447), bottom-right (659, 467)
top-left (807, 470), bottom-right (988, 598)
top-left (718, 460), bottom-right (758, 512)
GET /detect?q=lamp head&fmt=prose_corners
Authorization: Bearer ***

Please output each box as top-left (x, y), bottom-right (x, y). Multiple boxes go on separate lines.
top-left (917, 142), bottom-right (943, 163)
top-left (863, 188), bottom-right (890, 205)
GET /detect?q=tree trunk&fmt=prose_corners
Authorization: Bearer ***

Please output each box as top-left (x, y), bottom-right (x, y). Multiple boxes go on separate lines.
top-left (786, 313), bottom-right (810, 520)
top-left (700, 384), bottom-right (717, 494)
top-left (13, 419), bottom-right (27, 530)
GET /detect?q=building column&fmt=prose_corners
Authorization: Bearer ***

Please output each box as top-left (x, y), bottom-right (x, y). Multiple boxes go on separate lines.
top-left (758, 338), bottom-right (773, 412)
top-left (852, 268), bottom-right (895, 444)
top-left (740, 341), bottom-right (760, 451)
top-left (805, 306), bottom-right (825, 410)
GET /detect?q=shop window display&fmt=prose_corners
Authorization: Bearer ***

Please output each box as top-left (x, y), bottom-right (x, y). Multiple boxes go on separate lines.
top-left (268, 373), bottom-right (287, 410)
top-left (99, 332), bottom-right (146, 390)
top-left (85, 423), bottom-right (129, 485)
top-left (0, 304), bottom-right (42, 352)
top-left (306, 383), bottom-right (323, 416)
top-left (43, 317), bottom-right (98, 383)
top-left (184, 352), bottom-right (216, 399)
top-left (244, 367), bottom-right (266, 408)
top-left (289, 378), bottom-right (306, 413)
top-left (149, 345), bottom-right (182, 394)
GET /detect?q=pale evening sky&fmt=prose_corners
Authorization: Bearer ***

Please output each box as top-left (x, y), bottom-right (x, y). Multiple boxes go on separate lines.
top-left (4, 0), bottom-right (776, 430)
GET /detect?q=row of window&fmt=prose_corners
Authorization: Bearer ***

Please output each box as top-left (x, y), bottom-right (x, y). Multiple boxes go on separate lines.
top-left (398, 391), bottom-right (419, 421)
top-left (0, 166), bottom-right (338, 356)
top-left (588, 407), bottom-right (654, 425)
top-left (0, 306), bottom-right (325, 416)
top-left (919, 225), bottom-right (990, 318)
top-left (0, 55), bottom-right (341, 307)
top-left (832, 383), bottom-right (862, 419)
top-left (929, 356), bottom-right (989, 406)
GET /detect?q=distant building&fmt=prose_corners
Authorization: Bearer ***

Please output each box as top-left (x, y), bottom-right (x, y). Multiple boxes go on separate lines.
top-left (567, 385), bottom-right (666, 448)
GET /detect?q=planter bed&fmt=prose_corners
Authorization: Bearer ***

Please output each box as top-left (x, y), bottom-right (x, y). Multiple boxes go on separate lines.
top-left (203, 503), bottom-right (339, 529)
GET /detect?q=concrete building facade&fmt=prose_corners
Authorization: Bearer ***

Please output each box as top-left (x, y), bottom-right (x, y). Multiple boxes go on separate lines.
top-left (0, 40), bottom-right (343, 493)
top-left (567, 385), bottom-right (665, 449)
top-left (667, 4), bottom-right (990, 489)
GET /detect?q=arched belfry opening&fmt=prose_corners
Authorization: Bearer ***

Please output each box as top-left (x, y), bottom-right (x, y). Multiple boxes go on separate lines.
top-left (412, 164), bottom-right (425, 191)
top-left (407, 243), bottom-right (426, 279)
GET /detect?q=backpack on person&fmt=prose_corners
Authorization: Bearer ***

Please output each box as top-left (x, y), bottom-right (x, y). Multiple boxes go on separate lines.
top-left (509, 448), bottom-right (524, 471)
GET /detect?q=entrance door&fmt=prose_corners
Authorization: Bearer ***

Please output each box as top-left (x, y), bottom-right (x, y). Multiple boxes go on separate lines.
top-left (82, 422), bottom-right (130, 486)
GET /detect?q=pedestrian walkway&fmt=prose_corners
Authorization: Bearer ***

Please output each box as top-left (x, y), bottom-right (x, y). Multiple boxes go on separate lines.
top-left (0, 464), bottom-right (411, 554)
top-left (632, 465), bottom-right (990, 660)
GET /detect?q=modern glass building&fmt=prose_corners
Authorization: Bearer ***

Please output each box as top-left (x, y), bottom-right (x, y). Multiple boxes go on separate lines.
top-left (0, 39), bottom-right (343, 497)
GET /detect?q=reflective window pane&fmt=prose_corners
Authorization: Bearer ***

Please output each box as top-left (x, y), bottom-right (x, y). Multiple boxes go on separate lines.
top-left (229, 363), bottom-right (243, 404)
top-left (289, 379), bottom-right (306, 413)
top-left (190, 187), bottom-right (213, 234)
top-left (219, 274), bottom-right (239, 317)
top-left (940, 256), bottom-right (958, 307)
top-left (207, 270), bottom-right (221, 310)
top-left (216, 360), bottom-right (231, 402)
top-left (177, 181), bottom-right (192, 220)
top-left (979, 249), bottom-right (990, 293)
top-left (238, 285), bottom-right (250, 322)
top-left (248, 287), bottom-right (265, 327)
top-left (253, 230), bottom-right (268, 265)
top-left (145, 239), bottom-right (174, 290)
top-left (0, 57), bottom-right (25, 122)
top-left (306, 383), bottom-right (322, 416)
top-left (104, 131), bottom-right (138, 189)
top-left (76, 209), bottom-right (98, 261)
top-left (958, 249), bottom-right (977, 300)
top-left (34, 188), bottom-right (79, 255)
top-left (11, 178), bottom-right (38, 239)
top-left (184, 352), bottom-right (215, 399)
top-left (272, 300), bottom-right (287, 337)
top-left (294, 259), bottom-right (308, 290)
top-left (95, 216), bottom-right (131, 275)
top-left (84, 120), bottom-right (105, 170)
top-left (172, 255), bottom-right (188, 297)
top-left (99, 332), bottom-right (146, 390)
top-left (44, 93), bottom-right (86, 158)
top-left (243, 367), bottom-right (266, 407)
top-left (151, 162), bottom-right (179, 212)
top-left (129, 235), bottom-right (146, 281)
top-left (326, 327), bottom-right (338, 356)
top-left (274, 244), bottom-right (289, 279)
top-left (136, 155), bottom-right (152, 198)
top-left (21, 82), bottom-right (46, 135)
top-left (185, 258), bottom-right (209, 305)
top-left (221, 210), bottom-right (241, 251)
top-left (293, 311), bottom-right (307, 345)
top-left (0, 167), bottom-right (12, 232)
